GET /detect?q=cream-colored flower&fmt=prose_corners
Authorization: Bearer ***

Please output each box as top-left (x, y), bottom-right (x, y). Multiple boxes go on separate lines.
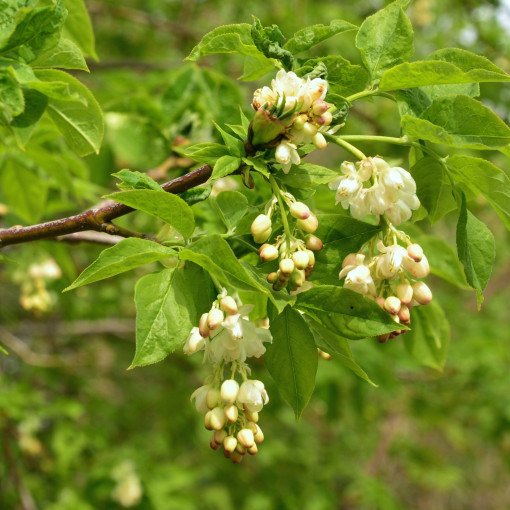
top-left (237, 380), bottom-right (269, 412)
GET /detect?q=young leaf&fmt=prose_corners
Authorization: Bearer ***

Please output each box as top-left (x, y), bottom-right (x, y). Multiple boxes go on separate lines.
top-left (179, 235), bottom-right (269, 293)
top-left (131, 265), bottom-right (215, 368)
top-left (36, 69), bottom-right (104, 156)
top-left (446, 155), bottom-right (510, 229)
top-left (456, 193), bottom-right (495, 307)
top-left (178, 186), bottom-right (212, 206)
top-left (211, 155), bottom-right (241, 180)
top-left (112, 169), bottom-right (162, 191)
top-left (213, 190), bottom-right (248, 231)
top-left (404, 301), bottom-right (450, 371)
top-left (103, 190), bottom-right (195, 239)
top-left (284, 20), bottom-right (357, 55)
top-left (296, 286), bottom-right (403, 339)
top-left (62, 0), bottom-right (98, 59)
top-left (277, 163), bottom-right (337, 189)
top-left (403, 95), bottom-right (510, 150)
top-left (251, 17), bottom-right (293, 71)
top-left (355, 3), bottom-right (414, 81)
top-left (306, 317), bottom-right (377, 386)
top-left (31, 38), bottom-right (89, 71)
top-left (174, 142), bottom-right (230, 166)
top-left (64, 238), bottom-right (176, 292)
top-left (212, 120), bottom-right (244, 157)
top-left (265, 305), bottom-right (318, 419)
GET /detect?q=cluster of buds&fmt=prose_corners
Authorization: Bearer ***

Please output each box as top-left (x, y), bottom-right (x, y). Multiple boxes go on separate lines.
top-left (183, 290), bottom-right (272, 463)
top-left (340, 236), bottom-right (432, 342)
top-left (329, 157), bottom-right (420, 225)
top-left (250, 195), bottom-right (324, 292)
top-left (251, 70), bottom-right (341, 173)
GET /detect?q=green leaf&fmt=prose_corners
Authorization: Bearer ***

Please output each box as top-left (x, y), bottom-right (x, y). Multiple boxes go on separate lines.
top-left (213, 191), bottom-right (248, 231)
top-left (405, 301), bottom-right (450, 371)
top-left (242, 157), bottom-right (269, 177)
top-left (131, 265), bottom-right (215, 368)
top-left (402, 95), bottom-right (510, 150)
top-left (212, 120), bottom-right (244, 157)
top-left (103, 190), bottom-right (195, 239)
top-left (265, 305), bottom-right (318, 419)
top-left (11, 89), bottom-right (48, 129)
top-left (456, 193), bottom-right (495, 307)
top-left (64, 238), bottom-right (176, 291)
top-left (239, 54), bottom-right (275, 81)
top-left (178, 186), bottom-right (212, 206)
top-left (296, 286), bottom-right (403, 340)
top-left (174, 143), bottom-right (231, 166)
top-left (36, 69), bottom-right (103, 155)
top-left (112, 169), bottom-right (161, 191)
top-left (311, 214), bottom-right (381, 283)
top-left (306, 317), bottom-right (377, 386)
top-left (447, 155), bottom-right (510, 230)
top-left (251, 17), bottom-right (293, 71)
top-left (211, 155), bottom-right (241, 180)
top-left (277, 163), bottom-right (337, 189)
top-left (355, 3), bottom-right (414, 81)
top-left (62, 0), bottom-right (98, 59)
top-left (284, 20), bottom-right (357, 55)
top-left (0, 69), bottom-right (24, 122)
top-left (0, 159), bottom-right (48, 223)
top-left (179, 235), bottom-right (268, 293)
top-left (31, 38), bottom-right (89, 71)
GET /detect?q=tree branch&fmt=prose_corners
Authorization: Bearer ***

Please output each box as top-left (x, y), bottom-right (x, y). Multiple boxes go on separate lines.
top-left (0, 164), bottom-right (212, 249)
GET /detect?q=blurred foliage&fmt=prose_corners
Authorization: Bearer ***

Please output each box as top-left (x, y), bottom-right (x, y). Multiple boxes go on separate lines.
top-left (1, 0), bottom-right (510, 508)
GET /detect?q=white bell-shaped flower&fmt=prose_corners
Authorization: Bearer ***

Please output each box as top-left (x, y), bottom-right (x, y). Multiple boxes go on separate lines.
top-left (237, 380), bottom-right (269, 412)
top-left (183, 327), bottom-right (206, 355)
top-left (252, 86), bottom-right (277, 110)
top-left (190, 385), bottom-right (210, 414)
top-left (344, 265), bottom-right (376, 296)
top-left (275, 140), bottom-right (300, 173)
top-left (375, 241), bottom-right (409, 279)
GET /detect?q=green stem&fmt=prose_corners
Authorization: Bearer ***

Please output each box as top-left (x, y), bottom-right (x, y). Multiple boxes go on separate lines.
top-left (345, 90), bottom-right (396, 103)
top-left (269, 175), bottom-right (292, 252)
top-left (324, 133), bottom-right (366, 160)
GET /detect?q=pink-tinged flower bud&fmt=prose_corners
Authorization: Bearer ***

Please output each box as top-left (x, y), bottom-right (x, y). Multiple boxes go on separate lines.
top-left (407, 243), bottom-right (424, 262)
top-left (412, 281), bottom-right (432, 305)
top-left (247, 444), bottom-right (259, 455)
top-left (289, 201), bottom-right (311, 219)
top-left (214, 429), bottom-right (227, 445)
top-left (204, 411), bottom-right (213, 430)
top-left (342, 253), bottom-right (357, 268)
top-left (221, 379), bottom-right (240, 405)
top-left (378, 333), bottom-right (390, 343)
top-left (237, 428), bottom-right (255, 448)
top-left (305, 234), bottom-right (323, 251)
top-left (209, 407), bottom-right (226, 431)
top-left (317, 111), bottom-right (333, 126)
top-left (375, 296), bottom-right (385, 309)
top-left (305, 249), bottom-right (315, 267)
top-left (303, 121), bottom-right (318, 138)
top-left (396, 283), bottom-right (413, 305)
top-left (312, 100), bottom-right (328, 116)
top-left (312, 132), bottom-right (328, 150)
top-left (236, 443), bottom-right (246, 455)
top-left (398, 304), bottom-right (410, 324)
top-left (199, 313), bottom-right (210, 337)
top-left (403, 254), bottom-right (430, 278)
top-left (223, 435), bottom-right (237, 453)
top-left (220, 296), bottom-right (238, 315)
top-left (224, 404), bottom-right (239, 423)
top-left (384, 296), bottom-right (401, 315)
top-left (230, 451), bottom-right (244, 464)
top-left (223, 448), bottom-right (231, 459)
top-left (254, 424), bottom-right (264, 444)
top-left (292, 113), bottom-right (309, 131)
top-left (259, 244), bottom-right (279, 261)
top-left (292, 251), bottom-right (310, 270)
top-left (207, 308), bottom-right (224, 330)
top-left (210, 437), bottom-right (221, 450)
top-left (251, 214), bottom-right (272, 244)
top-left (206, 388), bottom-right (220, 410)
top-left (280, 258), bottom-right (295, 275)
top-left (298, 214), bottom-right (318, 233)
top-left (267, 272), bottom-right (279, 284)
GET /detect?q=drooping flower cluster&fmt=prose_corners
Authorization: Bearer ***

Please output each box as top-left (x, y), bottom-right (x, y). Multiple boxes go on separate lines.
top-left (184, 290), bottom-right (271, 463)
top-left (251, 70), bottom-right (341, 173)
top-left (329, 157), bottom-right (420, 225)
top-left (250, 193), bottom-right (323, 292)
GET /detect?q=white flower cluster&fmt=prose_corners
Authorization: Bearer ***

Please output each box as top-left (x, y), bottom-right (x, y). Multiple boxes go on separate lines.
top-left (329, 157), bottom-right (420, 225)
top-left (184, 291), bottom-right (271, 463)
top-left (252, 70), bottom-right (338, 173)
top-left (340, 238), bottom-right (432, 342)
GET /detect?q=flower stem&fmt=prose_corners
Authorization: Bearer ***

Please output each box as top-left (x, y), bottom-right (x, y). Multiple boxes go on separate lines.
top-left (324, 133), bottom-right (366, 160)
top-left (345, 90), bottom-right (396, 103)
top-left (269, 175), bottom-right (292, 252)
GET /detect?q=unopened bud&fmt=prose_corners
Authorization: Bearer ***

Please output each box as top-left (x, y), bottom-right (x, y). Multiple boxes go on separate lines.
top-left (317, 111), bottom-right (333, 126)
top-left (398, 304), bottom-right (410, 324)
top-left (305, 249), bottom-right (315, 267)
top-left (224, 404), bottom-right (239, 423)
top-left (210, 437), bottom-right (221, 450)
top-left (220, 296), bottom-right (238, 315)
top-left (312, 132), bottom-right (327, 150)
top-left (247, 444), bottom-right (259, 455)
top-left (318, 348), bottom-right (332, 360)
top-left (375, 296), bottom-right (385, 309)
top-left (251, 214), bottom-right (272, 243)
top-left (204, 411), bottom-right (213, 430)
top-left (245, 410), bottom-right (259, 423)
top-left (223, 435), bottom-right (237, 453)
top-left (267, 272), bottom-right (279, 284)
top-left (407, 243), bottom-right (423, 262)
top-left (289, 201), bottom-right (311, 220)
top-left (342, 253), bottom-right (357, 268)
top-left (259, 244), bottom-right (279, 261)
top-left (246, 422), bottom-right (258, 435)
top-left (289, 268), bottom-right (306, 288)
top-left (237, 428), bottom-right (255, 448)
top-left (403, 254), bottom-right (430, 278)
top-left (214, 429), bottom-right (227, 445)
top-left (209, 407), bottom-right (226, 431)
top-left (199, 313), bottom-right (210, 337)
top-left (208, 308), bottom-right (224, 330)
top-left (378, 333), bottom-right (390, 343)
top-left (312, 100), bottom-right (328, 116)
top-left (250, 109), bottom-right (286, 146)
top-left (231, 451), bottom-right (244, 463)
top-left (206, 388), bottom-right (220, 410)
top-left (298, 214), bottom-right (319, 233)
top-left (292, 114), bottom-right (308, 131)
top-left (384, 296), bottom-right (401, 315)
top-left (412, 281), bottom-right (432, 305)
top-left (236, 443), bottom-right (246, 455)
top-left (280, 258), bottom-right (295, 275)
top-left (221, 379), bottom-right (240, 404)
top-left (305, 234), bottom-right (323, 251)
top-left (396, 283), bottom-right (413, 305)
top-left (292, 251), bottom-right (310, 270)
top-left (254, 424), bottom-right (264, 444)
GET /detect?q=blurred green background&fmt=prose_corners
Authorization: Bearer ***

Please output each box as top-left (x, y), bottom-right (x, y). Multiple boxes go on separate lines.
top-left (1, 0), bottom-right (510, 508)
